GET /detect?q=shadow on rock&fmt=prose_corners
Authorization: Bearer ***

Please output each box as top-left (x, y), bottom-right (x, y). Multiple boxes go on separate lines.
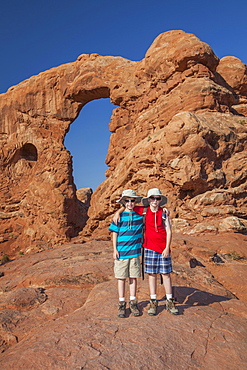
top-left (165, 286), bottom-right (235, 314)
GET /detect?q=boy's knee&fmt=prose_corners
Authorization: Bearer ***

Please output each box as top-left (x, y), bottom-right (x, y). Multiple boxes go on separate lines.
top-left (129, 277), bottom-right (136, 282)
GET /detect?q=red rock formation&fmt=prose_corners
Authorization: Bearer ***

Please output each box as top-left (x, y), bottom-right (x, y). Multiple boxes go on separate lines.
top-left (0, 30), bottom-right (247, 252)
top-left (217, 56), bottom-right (247, 116)
top-left (76, 187), bottom-right (92, 228)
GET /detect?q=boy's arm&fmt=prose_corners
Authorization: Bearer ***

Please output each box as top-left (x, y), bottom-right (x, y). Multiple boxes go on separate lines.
top-left (162, 206), bottom-right (170, 217)
top-left (113, 206), bottom-right (125, 225)
top-left (162, 213), bottom-right (172, 258)
top-left (112, 232), bottom-right (119, 260)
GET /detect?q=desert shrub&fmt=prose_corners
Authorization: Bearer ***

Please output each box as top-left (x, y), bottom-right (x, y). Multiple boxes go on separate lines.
top-left (1, 254), bottom-right (10, 265)
top-left (226, 250), bottom-right (245, 261)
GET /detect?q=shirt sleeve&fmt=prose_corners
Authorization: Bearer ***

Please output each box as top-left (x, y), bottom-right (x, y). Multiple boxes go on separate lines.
top-left (133, 205), bottom-right (144, 215)
top-left (109, 222), bottom-right (119, 233)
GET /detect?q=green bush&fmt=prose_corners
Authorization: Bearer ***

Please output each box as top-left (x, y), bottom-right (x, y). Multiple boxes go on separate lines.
top-left (227, 250), bottom-right (245, 261)
top-left (1, 254), bottom-right (10, 264)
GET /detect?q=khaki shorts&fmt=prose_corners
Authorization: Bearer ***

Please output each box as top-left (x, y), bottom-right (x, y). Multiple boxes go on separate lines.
top-left (114, 257), bottom-right (141, 279)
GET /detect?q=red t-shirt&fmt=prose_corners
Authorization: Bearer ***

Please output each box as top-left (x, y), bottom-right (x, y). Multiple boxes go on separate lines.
top-left (134, 206), bottom-right (167, 253)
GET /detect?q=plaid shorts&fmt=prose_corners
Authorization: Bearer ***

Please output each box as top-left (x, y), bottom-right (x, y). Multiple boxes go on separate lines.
top-left (144, 248), bottom-right (173, 275)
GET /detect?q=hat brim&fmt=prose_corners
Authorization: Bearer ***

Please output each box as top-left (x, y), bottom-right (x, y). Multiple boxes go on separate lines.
top-left (116, 196), bottom-right (142, 206)
top-left (142, 195), bottom-right (168, 207)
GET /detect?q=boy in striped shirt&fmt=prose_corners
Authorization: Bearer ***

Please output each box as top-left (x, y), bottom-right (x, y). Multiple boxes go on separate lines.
top-left (109, 189), bottom-right (143, 318)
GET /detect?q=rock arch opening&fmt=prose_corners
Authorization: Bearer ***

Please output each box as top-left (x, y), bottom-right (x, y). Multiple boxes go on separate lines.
top-left (64, 98), bottom-right (115, 192)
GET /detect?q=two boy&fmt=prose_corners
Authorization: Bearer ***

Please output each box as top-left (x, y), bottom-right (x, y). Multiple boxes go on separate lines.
top-left (109, 188), bottom-right (178, 318)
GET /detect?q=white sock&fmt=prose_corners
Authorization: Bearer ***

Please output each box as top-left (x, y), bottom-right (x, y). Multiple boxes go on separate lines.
top-left (130, 296), bottom-right (136, 301)
top-left (166, 294), bottom-right (173, 300)
top-left (119, 297), bottom-right (125, 302)
top-left (150, 294), bottom-right (157, 300)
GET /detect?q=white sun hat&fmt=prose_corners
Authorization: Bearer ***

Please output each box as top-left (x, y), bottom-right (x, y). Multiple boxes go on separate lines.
top-left (116, 189), bottom-right (142, 205)
top-left (142, 188), bottom-right (168, 207)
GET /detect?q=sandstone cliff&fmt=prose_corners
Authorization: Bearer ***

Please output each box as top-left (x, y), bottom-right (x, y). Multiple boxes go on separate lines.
top-left (0, 30), bottom-right (247, 253)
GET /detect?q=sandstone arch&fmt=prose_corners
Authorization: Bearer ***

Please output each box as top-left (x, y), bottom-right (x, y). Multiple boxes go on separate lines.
top-left (64, 98), bottom-right (113, 191)
top-left (0, 30), bottom-right (247, 253)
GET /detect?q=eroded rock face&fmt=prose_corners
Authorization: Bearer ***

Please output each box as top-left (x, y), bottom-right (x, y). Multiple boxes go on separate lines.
top-left (76, 187), bottom-right (92, 229)
top-left (0, 30), bottom-right (247, 252)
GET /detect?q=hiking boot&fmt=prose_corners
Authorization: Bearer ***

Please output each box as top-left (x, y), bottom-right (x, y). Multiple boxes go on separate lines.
top-left (129, 300), bottom-right (140, 316)
top-left (118, 301), bottom-right (126, 318)
top-left (148, 299), bottom-right (158, 316)
top-left (166, 298), bottom-right (178, 315)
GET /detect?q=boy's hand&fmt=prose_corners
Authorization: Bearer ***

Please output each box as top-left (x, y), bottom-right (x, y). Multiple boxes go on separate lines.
top-left (113, 249), bottom-right (119, 260)
top-left (113, 212), bottom-right (120, 225)
top-left (162, 247), bottom-right (170, 259)
top-left (113, 206), bottom-right (125, 225)
top-left (162, 207), bottom-right (170, 217)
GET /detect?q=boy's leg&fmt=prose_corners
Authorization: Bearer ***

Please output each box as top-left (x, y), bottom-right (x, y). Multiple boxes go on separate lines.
top-left (149, 273), bottom-right (157, 296)
top-left (129, 277), bottom-right (137, 298)
top-left (129, 277), bottom-right (140, 316)
top-left (162, 273), bottom-right (172, 295)
top-left (162, 273), bottom-right (178, 315)
top-left (117, 279), bottom-right (126, 318)
top-left (148, 274), bottom-right (158, 315)
top-left (146, 250), bottom-right (158, 301)
top-left (118, 278), bottom-right (126, 300)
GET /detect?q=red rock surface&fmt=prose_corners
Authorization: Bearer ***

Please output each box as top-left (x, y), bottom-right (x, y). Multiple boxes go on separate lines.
top-left (0, 234), bottom-right (246, 369)
top-left (0, 30), bottom-right (247, 252)
top-left (217, 56), bottom-right (247, 116)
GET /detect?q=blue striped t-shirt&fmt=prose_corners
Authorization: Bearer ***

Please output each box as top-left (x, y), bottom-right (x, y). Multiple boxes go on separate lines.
top-left (109, 211), bottom-right (143, 259)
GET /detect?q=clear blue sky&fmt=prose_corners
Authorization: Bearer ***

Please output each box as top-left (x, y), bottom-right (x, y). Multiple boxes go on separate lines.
top-left (1, 0), bottom-right (247, 191)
